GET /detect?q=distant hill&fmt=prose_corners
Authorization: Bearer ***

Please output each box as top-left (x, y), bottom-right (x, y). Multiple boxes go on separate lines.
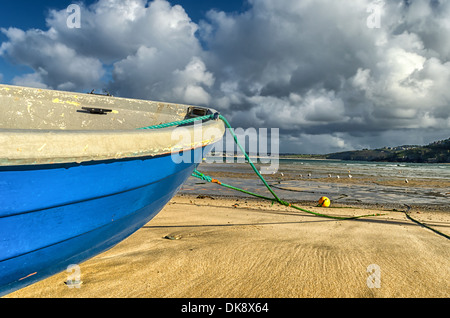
top-left (324, 138), bottom-right (450, 163)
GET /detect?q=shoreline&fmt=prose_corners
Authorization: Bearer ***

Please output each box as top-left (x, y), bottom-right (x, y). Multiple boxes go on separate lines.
top-left (184, 192), bottom-right (450, 213)
top-left (5, 193), bottom-right (449, 298)
top-left (181, 167), bottom-right (450, 211)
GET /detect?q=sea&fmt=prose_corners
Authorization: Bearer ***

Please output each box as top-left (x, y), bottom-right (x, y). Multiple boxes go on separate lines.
top-left (180, 157), bottom-right (450, 209)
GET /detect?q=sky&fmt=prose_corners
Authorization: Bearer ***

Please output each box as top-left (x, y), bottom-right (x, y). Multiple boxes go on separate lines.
top-left (1, 0), bottom-right (449, 154)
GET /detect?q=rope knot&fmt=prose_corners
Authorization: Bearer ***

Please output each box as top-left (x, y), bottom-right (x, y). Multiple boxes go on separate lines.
top-left (192, 169), bottom-right (221, 184)
top-left (279, 200), bottom-right (291, 207)
top-left (211, 178), bottom-right (222, 185)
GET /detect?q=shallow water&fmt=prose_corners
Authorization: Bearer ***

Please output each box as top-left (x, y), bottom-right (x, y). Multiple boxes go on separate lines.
top-left (181, 158), bottom-right (450, 208)
top-left (202, 157), bottom-right (450, 180)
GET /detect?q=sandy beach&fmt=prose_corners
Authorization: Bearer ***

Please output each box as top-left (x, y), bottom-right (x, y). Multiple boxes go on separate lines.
top-left (4, 192), bottom-right (449, 298)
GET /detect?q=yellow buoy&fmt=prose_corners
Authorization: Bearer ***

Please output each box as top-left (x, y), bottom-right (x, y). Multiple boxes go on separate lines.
top-left (318, 196), bottom-right (331, 207)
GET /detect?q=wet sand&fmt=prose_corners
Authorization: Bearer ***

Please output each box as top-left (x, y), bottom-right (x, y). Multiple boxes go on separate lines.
top-left (5, 194), bottom-right (449, 298)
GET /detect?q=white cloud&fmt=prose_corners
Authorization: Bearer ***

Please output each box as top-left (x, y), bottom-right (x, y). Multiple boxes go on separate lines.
top-left (199, 0), bottom-right (450, 152)
top-left (0, 27), bottom-right (104, 90)
top-left (12, 73), bottom-right (48, 89)
top-left (45, 0), bottom-right (199, 63)
top-left (172, 57), bottom-right (215, 105)
top-left (1, 0), bottom-right (449, 153)
top-left (1, 0), bottom-right (209, 104)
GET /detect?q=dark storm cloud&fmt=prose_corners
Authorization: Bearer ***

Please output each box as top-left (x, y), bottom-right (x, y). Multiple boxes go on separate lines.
top-left (1, 0), bottom-right (449, 153)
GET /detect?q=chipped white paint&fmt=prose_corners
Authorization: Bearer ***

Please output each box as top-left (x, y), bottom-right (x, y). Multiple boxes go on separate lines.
top-left (0, 84), bottom-right (224, 166)
top-left (37, 143), bottom-right (47, 152)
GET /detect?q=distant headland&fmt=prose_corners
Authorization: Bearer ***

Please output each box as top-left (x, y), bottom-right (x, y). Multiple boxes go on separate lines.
top-left (282, 137), bottom-right (450, 163)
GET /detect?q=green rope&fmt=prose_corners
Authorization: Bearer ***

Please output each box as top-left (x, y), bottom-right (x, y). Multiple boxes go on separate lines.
top-left (138, 114), bottom-right (214, 130)
top-left (215, 116), bottom-right (384, 220)
top-left (139, 113), bottom-right (279, 198)
top-left (217, 115), bottom-right (282, 202)
top-left (138, 113), bottom-right (450, 235)
top-left (403, 208), bottom-right (450, 240)
top-left (192, 169), bottom-right (276, 201)
top-left (192, 169), bottom-right (385, 220)
top-left (190, 115), bottom-right (383, 220)
top-left (138, 113), bottom-right (385, 220)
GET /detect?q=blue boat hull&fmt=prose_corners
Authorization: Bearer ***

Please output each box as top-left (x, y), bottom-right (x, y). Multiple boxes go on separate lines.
top-left (0, 146), bottom-right (209, 296)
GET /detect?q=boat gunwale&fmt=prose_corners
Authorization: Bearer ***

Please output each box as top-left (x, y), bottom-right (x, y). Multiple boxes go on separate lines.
top-left (0, 85), bottom-right (225, 166)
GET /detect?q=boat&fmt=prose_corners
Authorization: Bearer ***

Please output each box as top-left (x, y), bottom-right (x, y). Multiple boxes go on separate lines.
top-left (0, 84), bottom-right (225, 296)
